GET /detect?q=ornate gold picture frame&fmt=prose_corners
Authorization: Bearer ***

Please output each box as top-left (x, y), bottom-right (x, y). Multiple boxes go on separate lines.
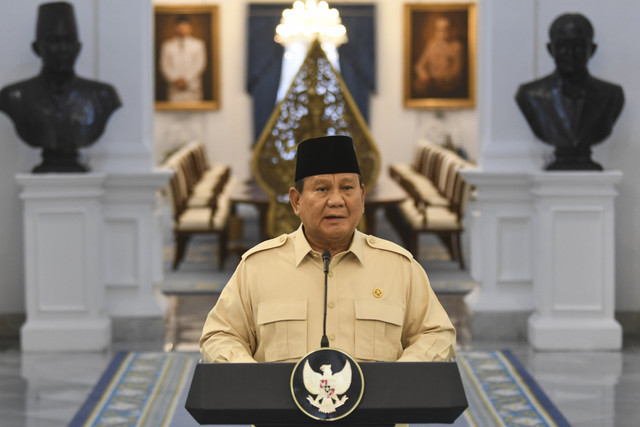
top-left (154, 5), bottom-right (220, 111)
top-left (403, 3), bottom-right (476, 109)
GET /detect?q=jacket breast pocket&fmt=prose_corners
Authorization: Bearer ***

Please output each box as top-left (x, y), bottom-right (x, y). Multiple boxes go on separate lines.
top-left (354, 300), bottom-right (404, 361)
top-left (257, 299), bottom-right (307, 362)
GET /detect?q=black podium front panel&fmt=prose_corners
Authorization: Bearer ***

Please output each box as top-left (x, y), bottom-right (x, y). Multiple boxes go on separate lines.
top-left (185, 361), bottom-right (468, 425)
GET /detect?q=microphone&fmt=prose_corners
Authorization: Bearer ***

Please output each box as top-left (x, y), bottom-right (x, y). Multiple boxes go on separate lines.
top-left (321, 250), bottom-right (331, 348)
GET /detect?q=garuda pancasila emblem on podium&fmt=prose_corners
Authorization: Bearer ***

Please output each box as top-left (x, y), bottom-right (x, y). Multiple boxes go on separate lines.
top-left (291, 348), bottom-right (364, 421)
top-left (303, 360), bottom-right (351, 413)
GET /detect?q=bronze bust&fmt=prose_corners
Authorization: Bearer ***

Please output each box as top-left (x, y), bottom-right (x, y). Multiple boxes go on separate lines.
top-left (0, 2), bottom-right (121, 173)
top-left (515, 13), bottom-right (624, 171)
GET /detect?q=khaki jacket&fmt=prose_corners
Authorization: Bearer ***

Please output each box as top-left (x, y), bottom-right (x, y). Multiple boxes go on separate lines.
top-left (200, 226), bottom-right (456, 363)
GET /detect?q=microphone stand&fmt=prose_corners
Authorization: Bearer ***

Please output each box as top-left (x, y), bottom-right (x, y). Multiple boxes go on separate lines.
top-left (321, 250), bottom-right (330, 348)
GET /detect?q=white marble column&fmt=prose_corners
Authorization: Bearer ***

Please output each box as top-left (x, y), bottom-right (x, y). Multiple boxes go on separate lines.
top-left (17, 173), bottom-right (111, 352)
top-left (528, 171), bottom-right (623, 350)
top-left (88, 0), bottom-right (155, 173)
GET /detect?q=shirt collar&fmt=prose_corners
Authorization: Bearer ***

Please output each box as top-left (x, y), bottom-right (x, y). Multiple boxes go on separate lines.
top-left (293, 224), bottom-right (366, 266)
top-left (293, 225), bottom-right (313, 266)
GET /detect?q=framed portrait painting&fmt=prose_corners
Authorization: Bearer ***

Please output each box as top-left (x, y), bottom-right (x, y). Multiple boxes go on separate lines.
top-left (403, 3), bottom-right (476, 109)
top-left (154, 5), bottom-right (220, 111)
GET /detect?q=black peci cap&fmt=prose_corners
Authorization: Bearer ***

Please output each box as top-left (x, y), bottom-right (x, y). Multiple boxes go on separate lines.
top-left (294, 135), bottom-right (361, 182)
top-left (36, 2), bottom-right (78, 41)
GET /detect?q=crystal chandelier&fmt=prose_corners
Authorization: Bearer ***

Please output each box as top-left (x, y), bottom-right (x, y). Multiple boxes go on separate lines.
top-left (274, 0), bottom-right (348, 47)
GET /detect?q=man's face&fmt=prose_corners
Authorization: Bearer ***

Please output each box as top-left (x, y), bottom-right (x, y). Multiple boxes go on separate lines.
top-left (433, 17), bottom-right (451, 41)
top-left (33, 20), bottom-right (81, 73)
top-left (289, 173), bottom-right (365, 250)
top-left (176, 21), bottom-right (193, 38)
top-left (548, 26), bottom-right (594, 78)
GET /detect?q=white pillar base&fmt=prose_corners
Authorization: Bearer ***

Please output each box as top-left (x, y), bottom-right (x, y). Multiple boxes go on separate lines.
top-left (21, 318), bottom-right (111, 352)
top-left (528, 314), bottom-right (622, 351)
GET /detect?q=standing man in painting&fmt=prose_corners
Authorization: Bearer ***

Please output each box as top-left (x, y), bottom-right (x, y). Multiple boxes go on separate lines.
top-left (159, 15), bottom-right (207, 102)
top-left (515, 13), bottom-right (624, 170)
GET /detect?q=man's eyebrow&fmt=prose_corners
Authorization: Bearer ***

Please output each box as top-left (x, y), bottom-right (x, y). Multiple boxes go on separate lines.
top-left (338, 177), bottom-right (358, 184)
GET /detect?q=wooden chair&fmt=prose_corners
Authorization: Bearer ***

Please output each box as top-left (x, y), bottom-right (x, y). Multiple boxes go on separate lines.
top-left (387, 141), bottom-right (473, 269)
top-left (163, 141), bottom-right (233, 270)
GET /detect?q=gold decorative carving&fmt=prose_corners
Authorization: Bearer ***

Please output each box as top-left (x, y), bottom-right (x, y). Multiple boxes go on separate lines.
top-left (251, 39), bottom-right (381, 237)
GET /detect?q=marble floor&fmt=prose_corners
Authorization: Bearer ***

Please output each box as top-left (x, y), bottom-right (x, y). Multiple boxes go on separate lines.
top-left (1, 206), bottom-right (639, 426)
top-left (1, 336), bottom-right (639, 426)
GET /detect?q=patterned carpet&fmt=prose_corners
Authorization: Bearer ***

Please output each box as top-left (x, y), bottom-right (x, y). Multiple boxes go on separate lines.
top-left (458, 351), bottom-right (570, 427)
top-left (69, 350), bottom-right (569, 427)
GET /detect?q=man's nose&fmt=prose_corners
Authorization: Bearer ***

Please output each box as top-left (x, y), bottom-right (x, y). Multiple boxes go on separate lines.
top-left (326, 188), bottom-right (345, 206)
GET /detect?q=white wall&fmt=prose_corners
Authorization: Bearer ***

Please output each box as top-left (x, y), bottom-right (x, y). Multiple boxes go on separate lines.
top-left (1, 0), bottom-right (639, 319)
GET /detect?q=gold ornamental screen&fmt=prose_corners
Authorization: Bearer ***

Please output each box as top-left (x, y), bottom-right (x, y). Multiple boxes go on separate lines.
top-left (251, 39), bottom-right (381, 237)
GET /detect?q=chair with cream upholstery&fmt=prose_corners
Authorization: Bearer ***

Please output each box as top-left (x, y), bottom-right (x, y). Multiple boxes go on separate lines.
top-left (388, 141), bottom-right (473, 269)
top-left (163, 141), bottom-right (233, 270)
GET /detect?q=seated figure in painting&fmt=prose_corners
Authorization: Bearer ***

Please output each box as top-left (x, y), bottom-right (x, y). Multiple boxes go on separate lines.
top-left (413, 15), bottom-right (466, 99)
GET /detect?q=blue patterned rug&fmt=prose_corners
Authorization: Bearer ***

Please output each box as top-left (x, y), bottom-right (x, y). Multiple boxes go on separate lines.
top-left (69, 350), bottom-right (569, 427)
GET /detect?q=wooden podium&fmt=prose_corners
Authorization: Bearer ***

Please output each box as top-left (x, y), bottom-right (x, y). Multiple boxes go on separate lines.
top-left (185, 361), bottom-right (468, 425)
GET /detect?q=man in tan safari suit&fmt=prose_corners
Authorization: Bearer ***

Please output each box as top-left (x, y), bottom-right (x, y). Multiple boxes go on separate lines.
top-left (200, 135), bottom-right (456, 363)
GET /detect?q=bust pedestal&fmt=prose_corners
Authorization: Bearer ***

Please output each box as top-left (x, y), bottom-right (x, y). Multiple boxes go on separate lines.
top-left (16, 169), bottom-right (172, 351)
top-left (528, 171), bottom-right (622, 350)
top-left (17, 173), bottom-right (110, 352)
top-left (463, 170), bottom-right (623, 349)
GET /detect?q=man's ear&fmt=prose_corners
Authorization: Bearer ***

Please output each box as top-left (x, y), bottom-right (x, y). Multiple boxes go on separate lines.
top-left (289, 187), bottom-right (301, 216)
top-left (590, 42), bottom-right (597, 58)
top-left (31, 41), bottom-right (41, 57)
top-left (546, 42), bottom-right (554, 57)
